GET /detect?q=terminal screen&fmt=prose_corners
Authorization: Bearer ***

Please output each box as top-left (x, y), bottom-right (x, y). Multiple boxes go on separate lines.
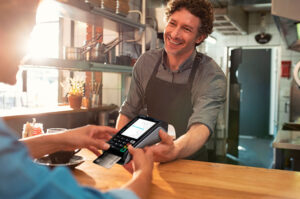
top-left (121, 118), bottom-right (156, 139)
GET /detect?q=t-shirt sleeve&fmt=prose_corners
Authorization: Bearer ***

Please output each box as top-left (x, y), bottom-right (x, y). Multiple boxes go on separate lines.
top-left (188, 60), bottom-right (227, 133)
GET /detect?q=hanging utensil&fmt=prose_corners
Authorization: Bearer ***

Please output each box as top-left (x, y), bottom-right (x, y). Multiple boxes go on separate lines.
top-left (85, 43), bottom-right (107, 62)
top-left (104, 38), bottom-right (122, 54)
top-left (85, 37), bottom-right (122, 63)
top-left (81, 33), bottom-right (103, 55)
top-left (63, 33), bottom-right (103, 61)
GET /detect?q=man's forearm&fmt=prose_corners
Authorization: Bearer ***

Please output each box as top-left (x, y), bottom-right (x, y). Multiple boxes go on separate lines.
top-left (174, 124), bottom-right (210, 159)
top-left (116, 114), bottom-right (131, 130)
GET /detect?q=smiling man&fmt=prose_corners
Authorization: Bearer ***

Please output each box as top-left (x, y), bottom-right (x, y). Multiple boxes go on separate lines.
top-left (116, 0), bottom-right (227, 162)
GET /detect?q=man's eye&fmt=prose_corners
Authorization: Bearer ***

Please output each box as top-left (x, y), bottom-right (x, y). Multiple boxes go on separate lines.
top-left (184, 27), bottom-right (191, 32)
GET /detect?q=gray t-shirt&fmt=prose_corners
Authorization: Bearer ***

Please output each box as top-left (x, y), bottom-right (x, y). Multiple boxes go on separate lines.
top-left (120, 48), bottom-right (227, 133)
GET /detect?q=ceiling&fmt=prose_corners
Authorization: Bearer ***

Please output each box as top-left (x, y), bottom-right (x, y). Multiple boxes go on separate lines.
top-left (156, 0), bottom-right (271, 11)
top-left (149, 0), bottom-right (272, 35)
top-left (210, 0), bottom-right (271, 35)
top-left (210, 0), bottom-right (271, 12)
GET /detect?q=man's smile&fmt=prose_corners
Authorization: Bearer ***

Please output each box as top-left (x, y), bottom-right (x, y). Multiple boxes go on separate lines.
top-left (166, 34), bottom-right (184, 47)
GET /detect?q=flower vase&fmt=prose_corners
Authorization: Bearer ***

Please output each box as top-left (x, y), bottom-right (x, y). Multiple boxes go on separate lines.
top-left (68, 95), bottom-right (82, 109)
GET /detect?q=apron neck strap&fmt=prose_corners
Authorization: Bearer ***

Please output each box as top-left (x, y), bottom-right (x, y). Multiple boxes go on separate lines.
top-left (151, 51), bottom-right (202, 84)
top-left (187, 52), bottom-right (201, 86)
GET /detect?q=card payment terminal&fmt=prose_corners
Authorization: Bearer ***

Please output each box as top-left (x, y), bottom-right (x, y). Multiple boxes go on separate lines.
top-left (93, 115), bottom-right (168, 168)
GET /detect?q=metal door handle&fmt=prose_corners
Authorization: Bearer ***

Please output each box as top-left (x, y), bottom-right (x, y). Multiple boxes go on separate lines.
top-left (240, 89), bottom-right (243, 102)
top-left (285, 101), bottom-right (290, 113)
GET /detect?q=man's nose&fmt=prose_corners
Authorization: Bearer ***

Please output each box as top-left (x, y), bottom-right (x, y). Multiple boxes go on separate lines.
top-left (170, 27), bottom-right (181, 38)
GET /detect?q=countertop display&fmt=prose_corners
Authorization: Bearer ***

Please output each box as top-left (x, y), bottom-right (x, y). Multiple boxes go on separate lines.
top-left (273, 130), bottom-right (300, 150)
top-left (73, 150), bottom-right (300, 199)
top-left (272, 130), bottom-right (300, 170)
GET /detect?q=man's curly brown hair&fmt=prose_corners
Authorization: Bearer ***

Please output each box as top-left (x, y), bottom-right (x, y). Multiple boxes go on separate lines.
top-left (165, 0), bottom-right (214, 40)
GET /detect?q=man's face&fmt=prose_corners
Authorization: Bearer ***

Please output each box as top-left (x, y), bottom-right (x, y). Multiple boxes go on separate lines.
top-left (0, 0), bottom-right (38, 85)
top-left (164, 8), bottom-right (204, 58)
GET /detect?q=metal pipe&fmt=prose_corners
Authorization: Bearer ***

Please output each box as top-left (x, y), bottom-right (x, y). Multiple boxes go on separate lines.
top-left (141, 0), bottom-right (146, 53)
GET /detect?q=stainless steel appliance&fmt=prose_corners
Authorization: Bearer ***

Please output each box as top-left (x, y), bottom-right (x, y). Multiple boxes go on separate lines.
top-left (272, 0), bottom-right (300, 52)
top-left (290, 61), bottom-right (300, 122)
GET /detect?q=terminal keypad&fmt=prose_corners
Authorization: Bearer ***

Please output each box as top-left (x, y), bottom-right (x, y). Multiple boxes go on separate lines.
top-left (108, 135), bottom-right (135, 152)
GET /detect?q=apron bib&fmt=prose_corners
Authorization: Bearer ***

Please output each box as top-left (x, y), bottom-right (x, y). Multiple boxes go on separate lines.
top-left (145, 53), bottom-right (207, 161)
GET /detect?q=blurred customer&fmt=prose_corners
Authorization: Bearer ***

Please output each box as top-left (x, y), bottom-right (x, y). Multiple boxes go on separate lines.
top-left (0, 1), bottom-right (153, 199)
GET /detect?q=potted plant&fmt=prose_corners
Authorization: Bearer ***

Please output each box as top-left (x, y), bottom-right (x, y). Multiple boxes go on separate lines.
top-left (64, 78), bottom-right (85, 109)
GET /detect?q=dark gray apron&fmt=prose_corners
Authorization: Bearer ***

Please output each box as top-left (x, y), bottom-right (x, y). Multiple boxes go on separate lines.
top-left (145, 52), bottom-right (207, 161)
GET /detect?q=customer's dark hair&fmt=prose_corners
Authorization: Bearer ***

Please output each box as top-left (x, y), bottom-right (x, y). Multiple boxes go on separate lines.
top-left (165, 0), bottom-right (214, 38)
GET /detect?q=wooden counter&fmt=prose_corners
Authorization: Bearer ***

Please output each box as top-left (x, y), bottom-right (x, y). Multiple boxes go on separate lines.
top-left (73, 150), bottom-right (300, 199)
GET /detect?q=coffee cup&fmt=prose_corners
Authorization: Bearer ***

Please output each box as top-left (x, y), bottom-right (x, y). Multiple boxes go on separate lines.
top-left (48, 149), bottom-right (81, 164)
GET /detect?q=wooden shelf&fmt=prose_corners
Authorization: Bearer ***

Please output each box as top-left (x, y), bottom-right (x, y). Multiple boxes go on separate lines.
top-left (2, 104), bottom-right (118, 120)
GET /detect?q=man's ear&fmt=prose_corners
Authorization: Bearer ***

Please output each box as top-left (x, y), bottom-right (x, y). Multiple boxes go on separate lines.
top-left (195, 34), bottom-right (207, 45)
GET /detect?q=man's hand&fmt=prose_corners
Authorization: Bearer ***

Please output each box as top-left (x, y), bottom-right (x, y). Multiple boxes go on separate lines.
top-left (151, 124), bottom-right (210, 162)
top-left (148, 130), bottom-right (178, 163)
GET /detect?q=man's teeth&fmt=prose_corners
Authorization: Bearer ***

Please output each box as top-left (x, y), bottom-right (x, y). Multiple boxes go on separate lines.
top-left (169, 37), bottom-right (180, 45)
top-left (170, 40), bottom-right (180, 45)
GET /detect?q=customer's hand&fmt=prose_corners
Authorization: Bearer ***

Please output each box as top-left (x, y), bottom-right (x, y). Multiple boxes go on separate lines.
top-left (124, 145), bottom-right (153, 176)
top-left (62, 125), bottom-right (118, 156)
top-left (122, 145), bottom-right (154, 199)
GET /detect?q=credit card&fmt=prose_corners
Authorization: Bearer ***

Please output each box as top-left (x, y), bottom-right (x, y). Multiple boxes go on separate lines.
top-left (93, 152), bottom-right (121, 169)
